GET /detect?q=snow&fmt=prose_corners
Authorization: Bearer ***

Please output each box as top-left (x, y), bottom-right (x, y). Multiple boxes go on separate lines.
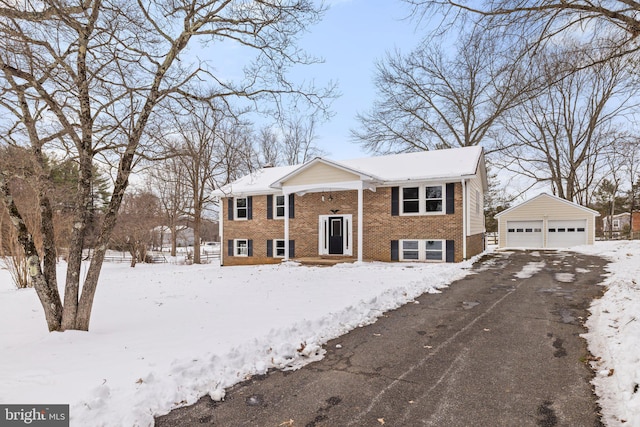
top-left (0, 241), bottom-right (638, 427)
top-left (575, 241), bottom-right (640, 427)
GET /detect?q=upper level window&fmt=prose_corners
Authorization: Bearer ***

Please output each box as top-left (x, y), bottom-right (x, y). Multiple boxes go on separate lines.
top-left (612, 219), bottom-right (620, 230)
top-left (425, 186), bottom-right (443, 212)
top-left (401, 184), bottom-right (444, 215)
top-left (402, 187), bottom-right (420, 213)
top-left (235, 197), bottom-right (248, 220)
top-left (275, 195), bottom-right (285, 218)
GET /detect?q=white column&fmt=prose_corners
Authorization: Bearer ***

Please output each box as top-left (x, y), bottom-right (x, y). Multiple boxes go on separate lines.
top-left (358, 185), bottom-right (363, 262)
top-left (284, 192), bottom-right (290, 260)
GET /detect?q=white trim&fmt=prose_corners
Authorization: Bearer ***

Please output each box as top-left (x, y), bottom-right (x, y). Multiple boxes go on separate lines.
top-left (357, 187), bottom-right (363, 262)
top-left (284, 194), bottom-right (290, 260)
top-left (234, 197), bottom-right (249, 221)
top-left (318, 214), bottom-right (353, 256)
top-left (281, 180), bottom-right (374, 196)
top-left (398, 183), bottom-right (446, 216)
top-left (399, 239), bottom-right (446, 262)
top-left (234, 239), bottom-right (249, 257)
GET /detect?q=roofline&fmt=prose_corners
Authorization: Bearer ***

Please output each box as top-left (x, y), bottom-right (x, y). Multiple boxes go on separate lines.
top-left (495, 192), bottom-right (601, 217)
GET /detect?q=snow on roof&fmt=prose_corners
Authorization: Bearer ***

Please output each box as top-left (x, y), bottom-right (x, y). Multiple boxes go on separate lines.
top-left (495, 192), bottom-right (601, 217)
top-left (214, 146), bottom-right (484, 196)
top-left (339, 146), bottom-right (483, 182)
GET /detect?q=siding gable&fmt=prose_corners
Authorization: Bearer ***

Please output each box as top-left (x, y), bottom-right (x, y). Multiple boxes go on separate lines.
top-left (282, 162), bottom-right (360, 186)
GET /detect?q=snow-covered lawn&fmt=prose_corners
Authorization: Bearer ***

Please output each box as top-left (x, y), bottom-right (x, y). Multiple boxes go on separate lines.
top-left (0, 241), bottom-right (638, 426)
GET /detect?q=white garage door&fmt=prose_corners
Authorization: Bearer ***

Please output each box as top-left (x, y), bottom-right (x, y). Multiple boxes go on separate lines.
top-left (506, 221), bottom-right (543, 247)
top-left (547, 220), bottom-right (587, 248)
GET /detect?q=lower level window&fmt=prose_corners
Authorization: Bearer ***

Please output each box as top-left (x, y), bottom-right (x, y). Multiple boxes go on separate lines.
top-left (235, 239), bottom-right (248, 257)
top-left (274, 239), bottom-right (286, 258)
top-left (401, 239), bottom-right (445, 262)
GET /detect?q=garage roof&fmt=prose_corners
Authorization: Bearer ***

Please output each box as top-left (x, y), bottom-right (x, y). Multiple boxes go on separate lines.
top-left (495, 193), bottom-right (600, 218)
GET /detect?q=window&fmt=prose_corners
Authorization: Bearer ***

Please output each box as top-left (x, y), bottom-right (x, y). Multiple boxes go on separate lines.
top-left (424, 240), bottom-right (443, 261)
top-left (613, 219), bottom-right (620, 230)
top-left (235, 239), bottom-right (248, 257)
top-left (400, 239), bottom-right (445, 262)
top-left (402, 240), bottom-right (420, 260)
top-left (274, 239), bottom-right (286, 257)
top-left (402, 187), bottom-right (420, 213)
top-left (425, 186), bottom-right (443, 212)
top-left (475, 190), bottom-right (480, 215)
top-left (400, 184), bottom-right (444, 215)
top-left (235, 197), bottom-right (248, 220)
top-left (275, 196), bottom-right (285, 219)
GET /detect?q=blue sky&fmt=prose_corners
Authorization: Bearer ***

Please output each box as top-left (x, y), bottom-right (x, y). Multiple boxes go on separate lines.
top-left (295, 0), bottom-right (422, 159)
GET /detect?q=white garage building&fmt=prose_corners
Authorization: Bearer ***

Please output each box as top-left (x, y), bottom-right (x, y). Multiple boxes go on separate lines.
top-left (495, 193), bottom-right (599, 248)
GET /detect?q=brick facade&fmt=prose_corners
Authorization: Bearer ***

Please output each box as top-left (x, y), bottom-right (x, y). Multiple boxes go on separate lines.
top-left (222, 182), bottom-right (485, 266)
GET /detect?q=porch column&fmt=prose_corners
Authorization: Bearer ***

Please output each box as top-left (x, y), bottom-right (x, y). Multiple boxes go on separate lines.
top-left (284, 191), bottom-right (290, 260)
top-left (358, 185), bottom-right (363, 262)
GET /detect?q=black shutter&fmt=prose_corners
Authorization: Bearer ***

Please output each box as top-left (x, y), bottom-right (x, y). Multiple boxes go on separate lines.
top-left (248, 239), bottom-right (253, 257)
top-left (288, 194), bottom-right (295, 218)
top-left (446, 240), bottom-right (455, 263)
top-left (227, 198), bottom-right (234, 221)
top-left (289, 240), bottom-right (295, 258)
top-left (446, 183), bottom-right (455, 214)
top-left (266, 195), bottom-right (273, 219)
top-left (391, 240), bottom-right (399, 261)
top-left (227, 240), bottom-right (233, 257)
top-left (247, 196), bottom-right (253, 220)
top-left (267, 240), bottom-right (273, 257)
top-left (391, 187), bottom-right (399, 216)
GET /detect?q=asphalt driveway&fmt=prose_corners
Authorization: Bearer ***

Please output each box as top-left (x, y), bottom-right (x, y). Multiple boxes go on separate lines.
top-left (155, 250), bottom-right (608, 427)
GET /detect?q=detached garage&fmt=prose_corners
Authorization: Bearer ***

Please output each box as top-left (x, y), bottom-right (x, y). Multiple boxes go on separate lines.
top-left (495, 193), bottom-right (599, 249)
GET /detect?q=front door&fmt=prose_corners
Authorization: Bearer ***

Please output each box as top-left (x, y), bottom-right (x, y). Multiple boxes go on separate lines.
top-left (328, 216), bottom-right (344, 254)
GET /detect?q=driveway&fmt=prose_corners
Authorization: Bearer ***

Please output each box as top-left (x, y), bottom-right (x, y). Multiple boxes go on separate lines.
top-left (155, 250), bottom-right (608, 426)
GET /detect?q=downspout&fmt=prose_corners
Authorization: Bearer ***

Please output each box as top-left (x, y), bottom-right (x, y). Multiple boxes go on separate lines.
top-left (462, 179), bottom-right (467, 260)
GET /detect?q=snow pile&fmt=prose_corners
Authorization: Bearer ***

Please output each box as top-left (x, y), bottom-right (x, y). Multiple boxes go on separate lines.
top-left (514, 261), bottom-right (546, 278)
top-left (0, 258), bottom-right (473, 426)
top-left (576, 241), bottom-right (640, 427)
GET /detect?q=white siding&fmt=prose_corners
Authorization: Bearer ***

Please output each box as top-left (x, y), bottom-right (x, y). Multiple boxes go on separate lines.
top-left (283, 162), bottom-right (360, 186)
top-left (467, 175), bottom-right (485, 236)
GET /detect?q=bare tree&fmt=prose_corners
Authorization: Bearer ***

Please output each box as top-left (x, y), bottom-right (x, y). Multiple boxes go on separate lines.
top-left (497, 51), bottom-right (637, 204)
top-left (148, 156), bottom-right (189, 257)
top-left (280, 114), bottom-right (325, 164)
top-left (257, 126), bottom-right (282, 166)
top-left (0, 0), bottom-right (332, 332)
top-left (111, 191), bottom-right (162, 267)
top-left (170, 102), bottom-right (241, 264)
top-left (405, 0), bottom-right (640, 66)
top-left (352, 30), bottom-right (529, 154)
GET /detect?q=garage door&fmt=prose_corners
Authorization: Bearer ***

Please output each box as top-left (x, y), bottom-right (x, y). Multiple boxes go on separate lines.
top-left (506, 221), bottom-right (543, 247)
top-left (547, 220), bottom-right (587, 248)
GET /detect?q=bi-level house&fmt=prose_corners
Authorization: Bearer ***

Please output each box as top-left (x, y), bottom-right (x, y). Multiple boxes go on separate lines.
top-left (214, 146), bottom-right (488, 266)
